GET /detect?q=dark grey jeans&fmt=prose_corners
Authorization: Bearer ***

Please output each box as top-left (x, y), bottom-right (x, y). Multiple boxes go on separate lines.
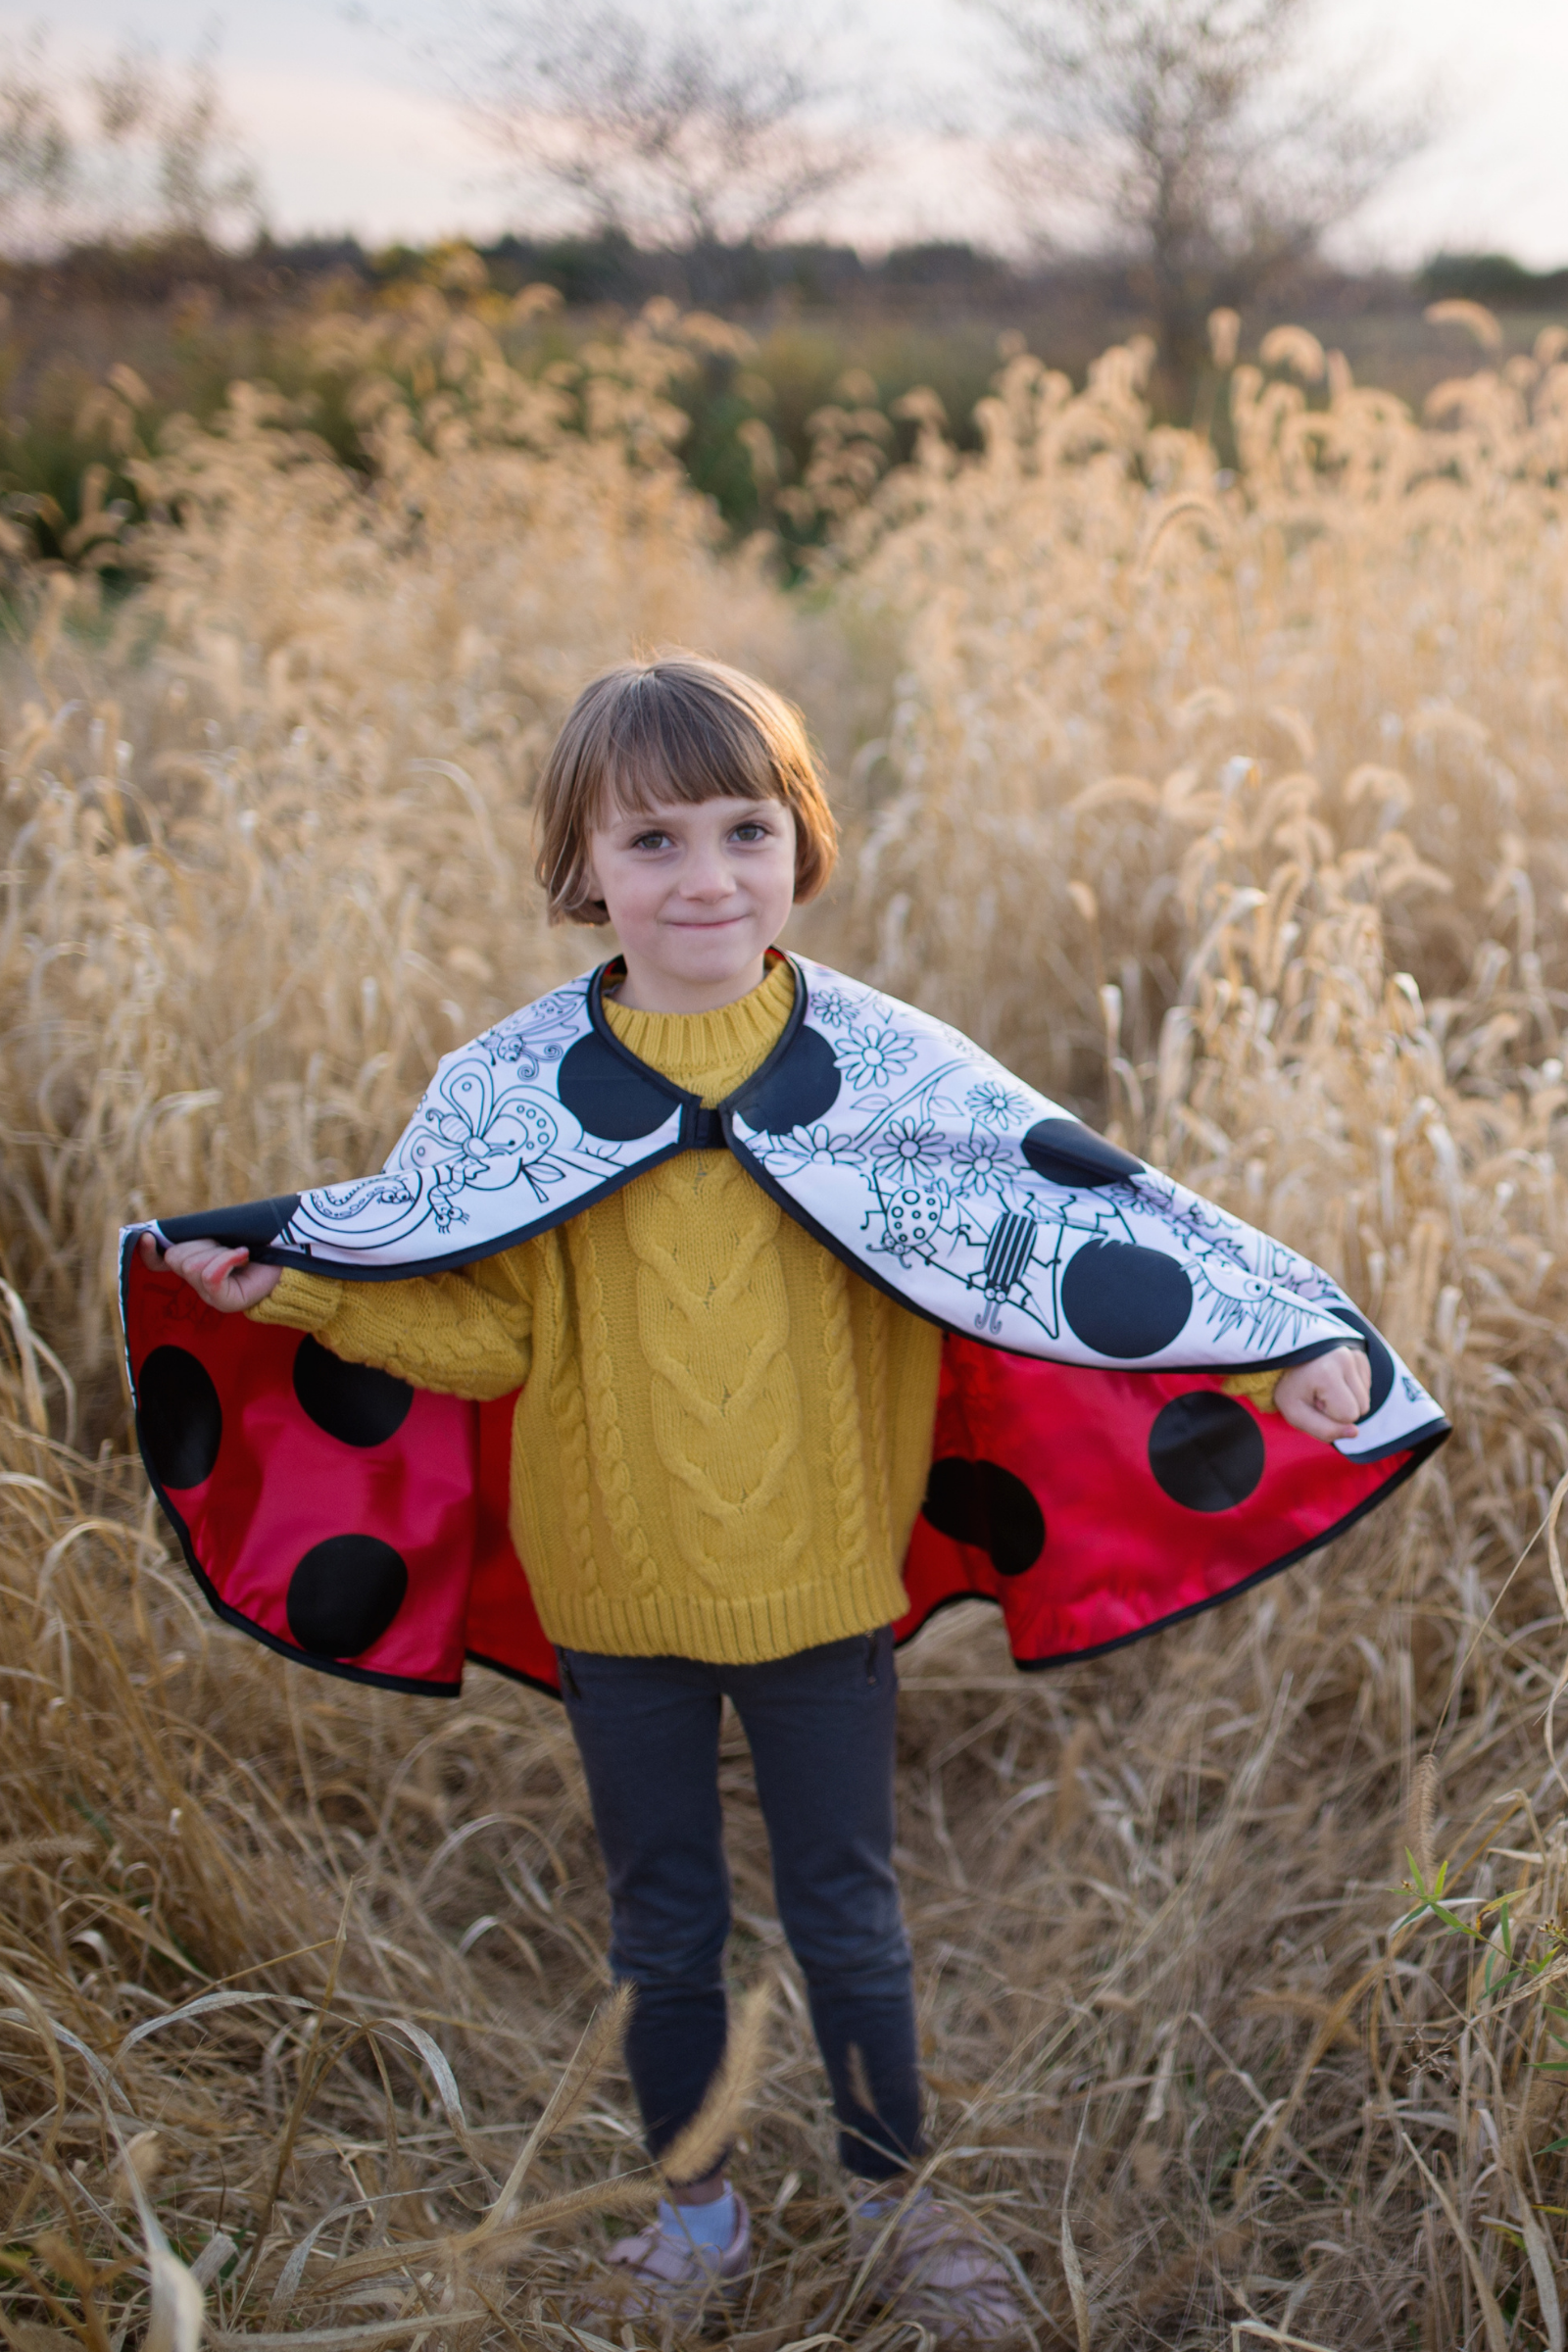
top-left (558, 1626), bottom-right (921, 2181)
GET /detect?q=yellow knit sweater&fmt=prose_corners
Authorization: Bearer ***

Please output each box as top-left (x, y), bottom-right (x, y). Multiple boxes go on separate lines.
top-left (252, 958), bottom-right (946, 1663)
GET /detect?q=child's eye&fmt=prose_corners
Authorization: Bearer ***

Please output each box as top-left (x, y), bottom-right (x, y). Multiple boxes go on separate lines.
top-left (630, 830), bottom-right (671, 852)
top-left (731, 820), bottom-right (768, 842)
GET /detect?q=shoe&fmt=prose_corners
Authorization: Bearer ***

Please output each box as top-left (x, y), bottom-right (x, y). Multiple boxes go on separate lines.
top-left (850, 2187), bottom-right (1028, 2343)
top-left (594, 2188), bottom-right (751, 2328)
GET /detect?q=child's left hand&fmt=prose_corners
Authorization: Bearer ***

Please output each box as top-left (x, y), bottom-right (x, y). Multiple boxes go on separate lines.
top-left (1273, 1346), bottom-right (1372, 1443)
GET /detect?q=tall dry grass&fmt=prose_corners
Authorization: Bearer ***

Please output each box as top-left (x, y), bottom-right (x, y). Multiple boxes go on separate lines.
top-left (5, 285), bottom-right (1568, 2345)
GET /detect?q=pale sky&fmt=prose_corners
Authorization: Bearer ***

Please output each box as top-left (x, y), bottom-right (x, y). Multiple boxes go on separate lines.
top-left (11, 0), bottom-right (1568, 268)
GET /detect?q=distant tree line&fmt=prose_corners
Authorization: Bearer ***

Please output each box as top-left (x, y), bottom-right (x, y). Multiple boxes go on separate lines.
top-left (14, 0), bottom-right (1568, 406)
top-left (1416, 252), bottom-right (1568, 309)
top-left (0, 225), bottom-right (1459, 328)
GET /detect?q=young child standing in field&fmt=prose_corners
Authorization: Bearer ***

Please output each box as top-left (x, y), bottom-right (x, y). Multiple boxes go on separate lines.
top-left (131, 656), bottom-right (1437, 2338)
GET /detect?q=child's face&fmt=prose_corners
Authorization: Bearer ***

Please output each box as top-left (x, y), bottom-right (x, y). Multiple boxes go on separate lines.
top-left (585, 791), bottom-right (798, 1014)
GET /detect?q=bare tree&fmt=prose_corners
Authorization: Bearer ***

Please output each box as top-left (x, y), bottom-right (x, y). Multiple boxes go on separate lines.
top-left (455, 1), bottom-right (865, 282)
top-left (0, 32), bottom-right (262, 258)
top-left (982, 0), bottom-right (1435, 392)
top-left (86, 40), bottom-right (264, 245)
top-left (0, 35), bottom-right (74, 253)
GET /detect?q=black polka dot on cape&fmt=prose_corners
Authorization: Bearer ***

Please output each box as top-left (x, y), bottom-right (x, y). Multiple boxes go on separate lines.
top-left (1022, 1117), bottom-right (1144, 1188)
top-left (920, 1456), bottom-right (1047, 1576)
top-left (293, 1335), bottom-right (414, 1447)
top-left (160, 1193), bottom-right (300, 1249)
top-left (138, 1345), bottom-right (223, 1489)
top-left (734, 1026), bottom-right (842, 1135)
top-left (287, 1534), bottom-right (410, 1659)
top-left (559, 1031), bottom-right (676, 1140)
top-left (1148, 1393), bottom-right (1266, 1511)
top-left (1060, 1238), bottom-right (1194, 1358)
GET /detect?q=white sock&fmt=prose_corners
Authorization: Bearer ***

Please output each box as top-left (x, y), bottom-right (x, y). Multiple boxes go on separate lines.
top-left (659, 2184), bottom-right (736, 2249)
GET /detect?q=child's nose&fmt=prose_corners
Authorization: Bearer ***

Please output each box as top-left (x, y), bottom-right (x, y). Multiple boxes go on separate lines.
top-left (683, 849), bottom-right (736, 897)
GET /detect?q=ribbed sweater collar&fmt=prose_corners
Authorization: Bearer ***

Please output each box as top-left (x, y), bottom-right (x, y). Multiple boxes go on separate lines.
top-left (602, 954), bottom-right (796, 1108)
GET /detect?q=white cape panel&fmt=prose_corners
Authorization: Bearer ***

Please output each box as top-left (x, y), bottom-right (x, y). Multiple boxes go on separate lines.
top-left (130, 956), bottom-right (1443, 1468)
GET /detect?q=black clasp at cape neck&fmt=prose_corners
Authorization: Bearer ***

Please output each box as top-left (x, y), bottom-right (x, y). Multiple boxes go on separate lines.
top-left (687, 1105), bottom-right (727, 1152)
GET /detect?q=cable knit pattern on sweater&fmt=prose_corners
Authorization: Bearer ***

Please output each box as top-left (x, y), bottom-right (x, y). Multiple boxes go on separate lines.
top-left (252, 957), bottom-right (945, 1663)
top-left (626, 1159), bottom-right (808, 1579)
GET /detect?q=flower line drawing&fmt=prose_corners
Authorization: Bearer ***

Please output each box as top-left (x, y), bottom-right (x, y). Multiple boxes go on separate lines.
top-left (840, 1022), bottom-right (918, 1091)
top-left (965, 1080), bottom-right (1026, 1128)
top-left (763, 1123), bottom-right (860, 1175)
top-left (951, 1130), bottom-right (1010, 1195)
top-left (872, 1116), bottom-right (944, 1172)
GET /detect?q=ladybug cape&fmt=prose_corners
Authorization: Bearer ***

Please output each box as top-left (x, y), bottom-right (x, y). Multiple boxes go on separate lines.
top-left (120, 956), bottom-right (1447, 1698)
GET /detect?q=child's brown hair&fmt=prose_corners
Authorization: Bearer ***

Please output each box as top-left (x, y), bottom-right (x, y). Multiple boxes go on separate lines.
top-left (534, 654), bottom-right (839, 925)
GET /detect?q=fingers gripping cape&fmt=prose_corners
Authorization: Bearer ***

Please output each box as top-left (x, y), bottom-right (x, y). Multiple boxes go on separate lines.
top-left (120, 955), bottom-right (1447, 1698)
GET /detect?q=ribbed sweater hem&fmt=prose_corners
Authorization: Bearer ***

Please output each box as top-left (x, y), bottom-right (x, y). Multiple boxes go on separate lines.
top-left (526, 1561), bottom-right (911, 1664)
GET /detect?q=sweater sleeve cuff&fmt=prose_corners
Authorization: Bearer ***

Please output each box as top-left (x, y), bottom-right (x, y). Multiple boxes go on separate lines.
top-left (1219, 1365), bottom-right (1283, 1413)
top-left (248, 1268), bottom-right (346, 1333)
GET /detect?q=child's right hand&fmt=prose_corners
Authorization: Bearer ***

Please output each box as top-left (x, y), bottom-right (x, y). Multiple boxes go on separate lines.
top-left (137, 1229), bottom-right (283, 1313)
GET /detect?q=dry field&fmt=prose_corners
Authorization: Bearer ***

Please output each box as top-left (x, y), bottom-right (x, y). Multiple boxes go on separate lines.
top-left (4, 288), bottom-right (1568, 2348)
